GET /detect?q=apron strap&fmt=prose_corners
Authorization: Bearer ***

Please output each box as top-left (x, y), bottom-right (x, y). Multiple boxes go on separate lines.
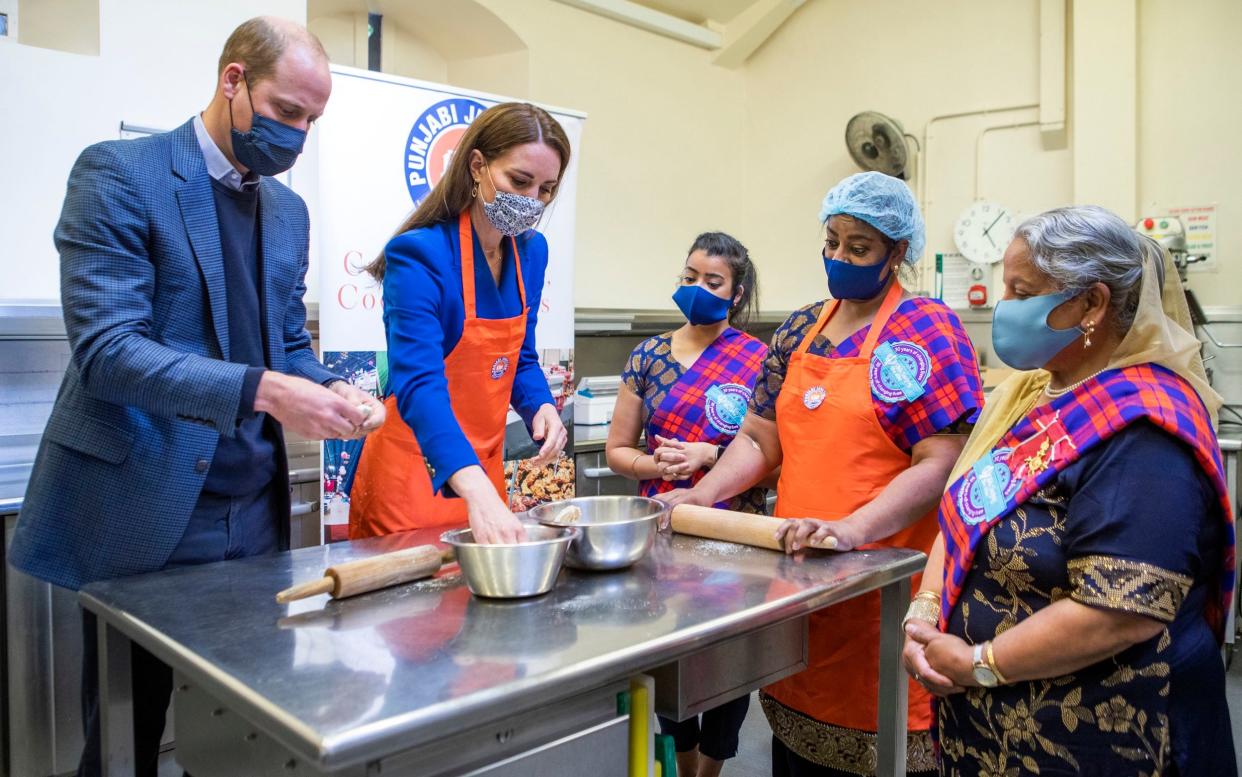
top-left (859, 281), bottom-right (906, 358)
top-left (795, 299), bottom-right (840, 356)
top-left (794, 280), bottom-right (905, 358)
top-left (458, 211), bottom-right (528, 321)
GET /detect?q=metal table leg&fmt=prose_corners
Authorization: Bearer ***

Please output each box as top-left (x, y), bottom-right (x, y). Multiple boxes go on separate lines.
top-left (98, 618), bottom-right (136, 777)
top-left (875, 577), bottom-right (910, 777)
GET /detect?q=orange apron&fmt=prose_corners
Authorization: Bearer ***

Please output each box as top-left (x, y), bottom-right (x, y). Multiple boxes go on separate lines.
top-left (766, 281), bottom-right (935, 735)
top-left (349, 212), bottom-right (526, 538)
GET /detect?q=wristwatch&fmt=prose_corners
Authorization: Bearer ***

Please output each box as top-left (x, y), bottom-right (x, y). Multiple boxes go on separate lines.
top-left (972, 642), bottom-right (1000, 688)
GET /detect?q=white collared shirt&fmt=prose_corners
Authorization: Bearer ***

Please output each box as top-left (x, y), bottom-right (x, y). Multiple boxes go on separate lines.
top-left (192, 114), bottom-right (259, 192)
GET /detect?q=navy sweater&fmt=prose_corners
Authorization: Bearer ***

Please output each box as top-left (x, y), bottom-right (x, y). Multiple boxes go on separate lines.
top-left (203, 178), bottom-right (276, 495)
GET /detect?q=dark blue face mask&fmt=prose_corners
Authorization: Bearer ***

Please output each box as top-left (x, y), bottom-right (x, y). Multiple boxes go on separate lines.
top-left (229, 73), bottom-right (307, 176)
top-left (672, 284), bottom-right (732, 326)
top-left (823, 251), bottom-right (894, 300)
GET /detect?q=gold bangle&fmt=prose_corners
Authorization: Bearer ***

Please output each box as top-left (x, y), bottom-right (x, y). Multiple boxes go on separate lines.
top-left (985, 641), bottom-right (1008, 685)
top-left (913, 590), bottom-right (941, 603)
top-left (629, 451), bottom-right (646, 477)
top-left (901, 597), bottom-right (940, 630)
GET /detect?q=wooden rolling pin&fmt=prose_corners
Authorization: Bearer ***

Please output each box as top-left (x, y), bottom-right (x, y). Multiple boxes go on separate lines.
top-left (669, 504), bottom-right (836, 551)
top-left (275, 545), bottom-right (456, 603)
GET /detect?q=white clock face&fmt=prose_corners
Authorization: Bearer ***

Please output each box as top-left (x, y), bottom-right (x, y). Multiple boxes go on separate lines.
top-left (954, 201), bottom-right (1017, 265)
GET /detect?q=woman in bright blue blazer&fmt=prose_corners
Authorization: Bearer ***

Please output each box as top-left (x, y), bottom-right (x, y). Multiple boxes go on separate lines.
top-left (349, 103), bottom-right (571, 544)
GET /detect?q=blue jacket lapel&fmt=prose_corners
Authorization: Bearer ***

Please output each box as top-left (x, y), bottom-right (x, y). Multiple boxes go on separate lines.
top-left (171, 120), bottom-right (230, 361)
top-left (258, 182), bottom-right (289, 367)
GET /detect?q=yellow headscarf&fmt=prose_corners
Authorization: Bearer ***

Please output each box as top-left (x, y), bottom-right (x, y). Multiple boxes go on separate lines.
top-left (948, 245), bottom-right (1220, 484)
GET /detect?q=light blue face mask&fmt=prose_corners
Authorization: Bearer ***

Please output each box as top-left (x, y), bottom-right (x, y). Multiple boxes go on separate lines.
top-left (991, 290), bottom-right (1082, 370)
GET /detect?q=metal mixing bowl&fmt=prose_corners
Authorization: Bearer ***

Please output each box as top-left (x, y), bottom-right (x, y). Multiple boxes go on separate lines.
top-left (528, 496), bottom-right (663, 570)
top-left (440, 525), bottom-right (578, 598)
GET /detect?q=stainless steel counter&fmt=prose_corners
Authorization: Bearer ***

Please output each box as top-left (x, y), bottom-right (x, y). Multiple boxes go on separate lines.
top-left (81, 529), bottom-right (923, 776)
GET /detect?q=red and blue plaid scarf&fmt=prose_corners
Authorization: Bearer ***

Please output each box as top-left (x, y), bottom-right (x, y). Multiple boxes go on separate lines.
top-left (643, 328), bottom-right (766, 499)
top-left (938, 363), bottom-right (1235, 639)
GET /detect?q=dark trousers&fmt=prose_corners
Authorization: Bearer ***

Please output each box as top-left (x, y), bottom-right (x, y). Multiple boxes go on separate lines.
top-left (658, 693), bottom-right (751, 760)
top-left (77, 483), bottom-right (281, 777)
top-left (771, 736), bottom-right (937, 777)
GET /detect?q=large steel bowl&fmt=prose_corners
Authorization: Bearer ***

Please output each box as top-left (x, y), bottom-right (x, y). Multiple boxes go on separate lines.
top-left (528, 496), bottom-right (663, 571)
top-left (440, 525), bottom-right (578, 598)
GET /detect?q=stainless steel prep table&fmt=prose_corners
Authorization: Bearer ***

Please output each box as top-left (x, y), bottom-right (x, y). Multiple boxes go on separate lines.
top-left (80, 529), bottom-right (924, 777)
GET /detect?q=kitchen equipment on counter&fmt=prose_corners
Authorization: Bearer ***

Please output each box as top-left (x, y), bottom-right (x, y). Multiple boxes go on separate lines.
top-left (441, 525), bottom-right (578, 598)
top-left (670, 504), bottom-right (836, 551)
top-left (275, 544), bottom-right (455, 604)
top-left (529, 496), bottom-right (662, 570)
top-left (574, 375), bottom-right (622, 426)
top-left (1134, 216), bottom-right (1241, 390)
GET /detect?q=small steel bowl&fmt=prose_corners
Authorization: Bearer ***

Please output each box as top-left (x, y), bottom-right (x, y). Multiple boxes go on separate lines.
top-left (440, 525), bottom-right (578, 599)
top-left (528, 496), bottom-right (663, 571)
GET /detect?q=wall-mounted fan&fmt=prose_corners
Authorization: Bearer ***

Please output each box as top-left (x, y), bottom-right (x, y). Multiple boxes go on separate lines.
top-left (845, 111), bottom-right (911, 179)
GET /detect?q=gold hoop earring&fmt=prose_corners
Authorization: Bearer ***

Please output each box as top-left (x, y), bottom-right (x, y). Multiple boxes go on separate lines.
top-left (1083, 321), bottom-right (1096, 348)
top-left (470, 184), bottom-right (479, 199)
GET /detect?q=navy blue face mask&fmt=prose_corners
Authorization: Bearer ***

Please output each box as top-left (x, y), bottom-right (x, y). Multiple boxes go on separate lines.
top-left (673, 284), bottom-right (732, 326)
top-left (229, 73), bottom-right (307, 177)
top-left (823, 251), bottom-right (894, 301)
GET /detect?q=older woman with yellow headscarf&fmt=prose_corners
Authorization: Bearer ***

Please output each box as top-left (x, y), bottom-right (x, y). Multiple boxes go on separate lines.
top-left (902, 205), bottom-right (1235, 776)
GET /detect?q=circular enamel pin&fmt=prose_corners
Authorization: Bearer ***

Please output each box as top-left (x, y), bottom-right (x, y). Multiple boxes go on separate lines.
top-left (490, 356), bottom-right (510, 380)
top-left (705, 383), bottom-right (751, 435)
top-left (802, 385), bottom-right (827, 410)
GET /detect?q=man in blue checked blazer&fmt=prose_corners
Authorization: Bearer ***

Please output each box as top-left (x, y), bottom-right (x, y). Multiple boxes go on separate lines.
top-left (9, 17), bottom-right (385, 777)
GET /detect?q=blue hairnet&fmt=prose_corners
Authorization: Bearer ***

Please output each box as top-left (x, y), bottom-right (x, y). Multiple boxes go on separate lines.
top-left (818, 172), bottom-right (925, 265)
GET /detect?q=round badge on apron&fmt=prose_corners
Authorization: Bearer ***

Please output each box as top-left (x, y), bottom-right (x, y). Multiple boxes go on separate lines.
top-left (768, 282), bottom-right (938, 741)
top-left (802, 385), bottom-right (827, 410)
top-left (348, 211), bottom-right (528, 538)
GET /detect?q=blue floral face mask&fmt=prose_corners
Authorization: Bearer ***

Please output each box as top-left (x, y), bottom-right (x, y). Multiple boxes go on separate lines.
top-left (480, 165), bottom-right (545, 236)
top-left (991, 290), bottom-right (1082, 370)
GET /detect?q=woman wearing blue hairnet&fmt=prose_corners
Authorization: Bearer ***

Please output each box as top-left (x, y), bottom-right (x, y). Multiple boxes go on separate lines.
top-left (665, 172), bottom-right (984, 776)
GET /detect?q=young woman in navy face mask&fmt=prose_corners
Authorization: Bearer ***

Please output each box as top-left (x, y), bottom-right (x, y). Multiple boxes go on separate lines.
top-left (606, 232), bottom-right (765, 776)
top-left (663, 173), bottom-right (984, 777)
top-left (607, 232), bottom-right (767, 511)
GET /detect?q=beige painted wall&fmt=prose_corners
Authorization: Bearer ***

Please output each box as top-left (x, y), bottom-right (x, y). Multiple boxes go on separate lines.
top-left (11, 0), bottom-right (1237, 314)
top-left (17, 0), bottom-right (98, 55)
top-left (384, 20), bottom-right (449, 83)
top-left (476, 0), bottom-right (748, 311)
top-left (0, 0), bottom-right (306, 301)
top-left (448, 49), bottom-right (531, 101)
top-left (740, 0), bottom-right (1066, 312)
top-left (307, 13), bottom-right (360, 67)
top-left (1139, 0), bottom-right (1242, 308)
